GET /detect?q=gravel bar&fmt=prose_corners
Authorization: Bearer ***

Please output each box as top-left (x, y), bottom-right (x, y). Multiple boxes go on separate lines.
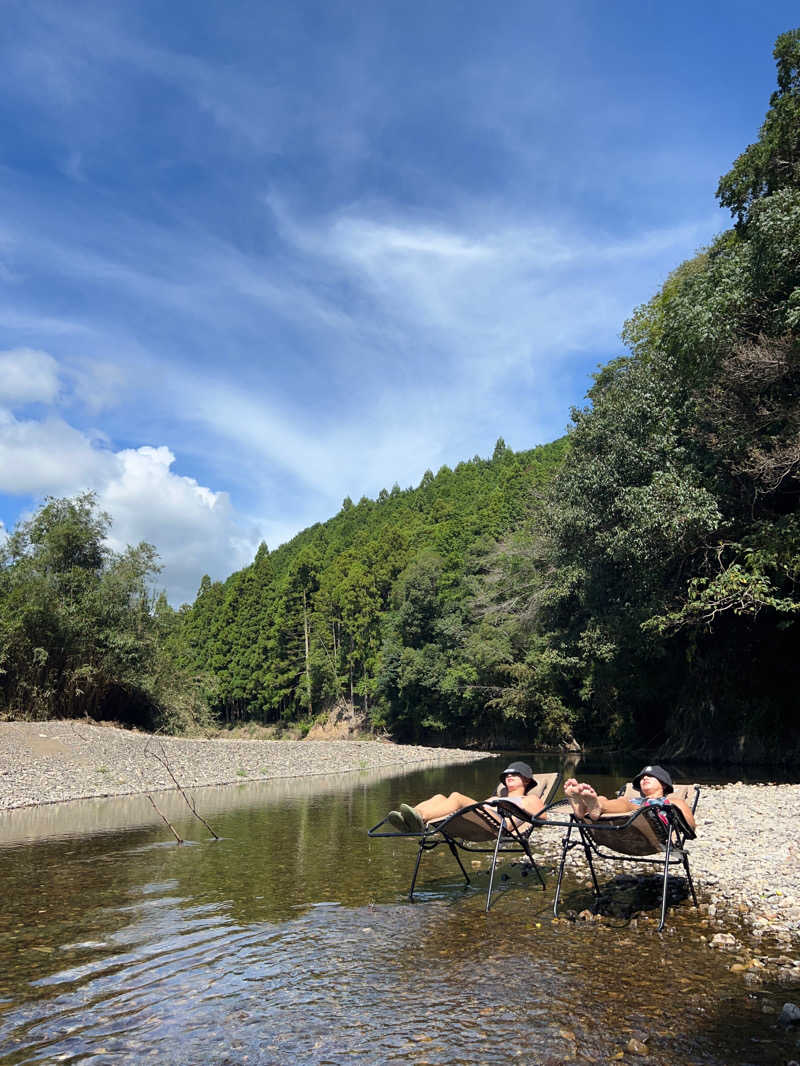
top-left (0, 720), bottom-right (485, 811)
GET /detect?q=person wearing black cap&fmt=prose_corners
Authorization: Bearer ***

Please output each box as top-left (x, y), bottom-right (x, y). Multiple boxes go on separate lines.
top-left (385, 760), bottom-right (546, 833)
top-left (563, 764), bottom-right (695, 830)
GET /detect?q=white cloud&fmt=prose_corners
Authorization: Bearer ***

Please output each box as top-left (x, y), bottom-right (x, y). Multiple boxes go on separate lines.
top-left (0, 346), bottom-right (125, 416)
top-left (0, 409), bottom-right (110, 493)
top-left (99, 446), bottom-right (258, 605)
top-left (0, 408), bottom-right (258, 605)
top-left (0, 347), bottom-right (61, 405)
top-left (64, 356), bottom-right (127, 414)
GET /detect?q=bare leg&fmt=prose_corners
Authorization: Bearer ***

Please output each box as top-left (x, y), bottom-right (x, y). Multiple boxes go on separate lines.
top-left (414, 791), bottom-right (479, 822)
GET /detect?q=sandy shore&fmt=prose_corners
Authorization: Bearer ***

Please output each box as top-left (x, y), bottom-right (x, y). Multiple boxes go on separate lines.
top-left (1, 720), bottom-right (798, 985)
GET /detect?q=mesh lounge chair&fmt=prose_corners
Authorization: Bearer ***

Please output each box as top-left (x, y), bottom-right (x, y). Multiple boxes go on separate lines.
top-left (546, 783), bottom-right (700, 931)
top-left (368, 771), bottom-right (563, 911)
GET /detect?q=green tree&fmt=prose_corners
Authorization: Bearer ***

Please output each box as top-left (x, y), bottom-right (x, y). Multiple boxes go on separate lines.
top-left (0, 493), bottom-right (209, 731)
top-left (512, 30), bottom-right (800, 756)
top-left (717, 29), bottom-right (800, 226)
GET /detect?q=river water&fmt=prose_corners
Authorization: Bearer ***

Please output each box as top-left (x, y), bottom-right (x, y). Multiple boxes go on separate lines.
top-left (0, 756), bottom-right (796, 1065)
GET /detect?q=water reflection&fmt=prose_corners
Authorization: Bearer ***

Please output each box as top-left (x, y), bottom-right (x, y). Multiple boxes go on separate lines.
top-left (0, 755), bottom-right (795, 1065)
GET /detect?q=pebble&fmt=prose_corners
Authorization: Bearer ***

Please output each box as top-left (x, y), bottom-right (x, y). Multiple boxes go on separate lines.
top-left (711, 933), bottom-right (737, 949)
top-left (625, 1038), bottom-right (648, 1056)
top-left (691, 783), bottom-right (800, 950)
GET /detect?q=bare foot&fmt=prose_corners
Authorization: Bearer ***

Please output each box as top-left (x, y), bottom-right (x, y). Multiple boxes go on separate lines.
top-left (576, 783), bottom-right (602, 820)
top-left (564, 779), bottom-right (588, 818)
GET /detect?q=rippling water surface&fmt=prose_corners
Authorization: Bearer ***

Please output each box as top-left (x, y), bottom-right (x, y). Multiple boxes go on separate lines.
top-left (0, 757), bottom-right (795, 1064)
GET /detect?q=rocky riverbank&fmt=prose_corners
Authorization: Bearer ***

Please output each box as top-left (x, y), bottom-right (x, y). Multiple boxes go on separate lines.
top-left (1, 721), bottom-right (797, 991)
top-left (530, 780), bottom-right (800, 994)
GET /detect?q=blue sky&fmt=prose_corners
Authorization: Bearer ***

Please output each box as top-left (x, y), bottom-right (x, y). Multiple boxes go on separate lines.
top-left (1, 1), bottom-right (797, 604)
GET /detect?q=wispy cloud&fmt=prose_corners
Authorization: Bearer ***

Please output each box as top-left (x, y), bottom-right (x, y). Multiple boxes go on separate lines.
top-left (0, 348), bottom-right (61, 405)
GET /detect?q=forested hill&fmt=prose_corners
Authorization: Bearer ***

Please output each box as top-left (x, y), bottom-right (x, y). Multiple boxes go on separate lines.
top-left (178, 438), bottom-right (569, 743)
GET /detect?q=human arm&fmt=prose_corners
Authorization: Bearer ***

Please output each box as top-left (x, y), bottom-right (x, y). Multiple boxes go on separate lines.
top-left (588, 794), bottom-right (637, 818)
top-left (486, 792), bottom-right (546, 821)
top-left (666, 795), bottom-right (696, 831)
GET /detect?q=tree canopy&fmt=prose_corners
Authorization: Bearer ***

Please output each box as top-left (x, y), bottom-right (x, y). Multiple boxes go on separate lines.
top-left (717, 30), bottom-right (800, 226)
top-left (177, 440), bottom-right (569, 744)
top-left (0, 493), bottom-right (210, 732)
top-left (517, 30), bottom-right (800, 759)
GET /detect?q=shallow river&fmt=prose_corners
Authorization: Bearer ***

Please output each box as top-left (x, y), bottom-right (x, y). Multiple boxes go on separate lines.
top-left (0, 756), bottom-right (796, 1065)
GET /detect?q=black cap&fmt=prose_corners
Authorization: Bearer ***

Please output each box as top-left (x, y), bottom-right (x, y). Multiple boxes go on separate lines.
top-left (633, 765), bottom-right (673, 795)
top-left (501, 761), bottom-right (536, 784)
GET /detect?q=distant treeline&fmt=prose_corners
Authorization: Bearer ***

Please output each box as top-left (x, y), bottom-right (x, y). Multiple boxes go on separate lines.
top-left (2, 31), bottom-right (798, 759)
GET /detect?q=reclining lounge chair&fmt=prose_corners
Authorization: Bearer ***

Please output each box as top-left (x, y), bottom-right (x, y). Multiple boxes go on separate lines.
top-left (368, 771), bottom-right (562, 911)
top-left (548, 783), bottom-right (700, 931)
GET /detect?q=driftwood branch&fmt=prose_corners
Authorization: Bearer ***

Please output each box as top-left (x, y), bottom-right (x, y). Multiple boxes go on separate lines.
top-left (144, 738), bottom-right (220, 840)
top-left (147, 793), bottom-right (183, 843)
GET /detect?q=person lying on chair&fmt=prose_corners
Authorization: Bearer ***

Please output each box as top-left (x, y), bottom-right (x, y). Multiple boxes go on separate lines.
top-left (563, 764), bottom-right (696, 831)
top-left (385, 761), bottom-right (547, 833)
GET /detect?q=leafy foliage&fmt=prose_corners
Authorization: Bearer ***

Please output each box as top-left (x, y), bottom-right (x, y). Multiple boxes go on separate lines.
top-left (0, 493), bottom-right (211, 732)
top-left (178, 440), bottom-right (568, 743)
top-left (517, 31), bottom-right (800, 758)
top-left (717, 30), bottom-right (800, 226)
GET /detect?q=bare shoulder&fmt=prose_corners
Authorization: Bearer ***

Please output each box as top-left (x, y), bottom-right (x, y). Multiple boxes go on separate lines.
top-left (521, 793), bottom-right (545, 815)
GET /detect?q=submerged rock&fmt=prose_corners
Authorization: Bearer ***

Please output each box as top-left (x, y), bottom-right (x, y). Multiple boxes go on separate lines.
top-left (778, 1002), bottom-right (800, 1027)
top-left (710, 932), bottom-right (738, 949)
top-left (625, 1037), bottom-right (649, 1055)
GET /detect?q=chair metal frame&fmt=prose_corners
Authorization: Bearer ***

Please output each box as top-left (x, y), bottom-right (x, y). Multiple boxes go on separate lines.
top-left (543, 785), bottom-right (700, 931)
top-left (368, 771), bottom-right (563, 911)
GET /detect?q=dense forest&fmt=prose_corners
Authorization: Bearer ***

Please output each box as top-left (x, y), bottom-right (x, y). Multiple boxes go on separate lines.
top-left (2, 30), bottom-right (798, 760)
top-left (177, 437), bottom-right (568, 743)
